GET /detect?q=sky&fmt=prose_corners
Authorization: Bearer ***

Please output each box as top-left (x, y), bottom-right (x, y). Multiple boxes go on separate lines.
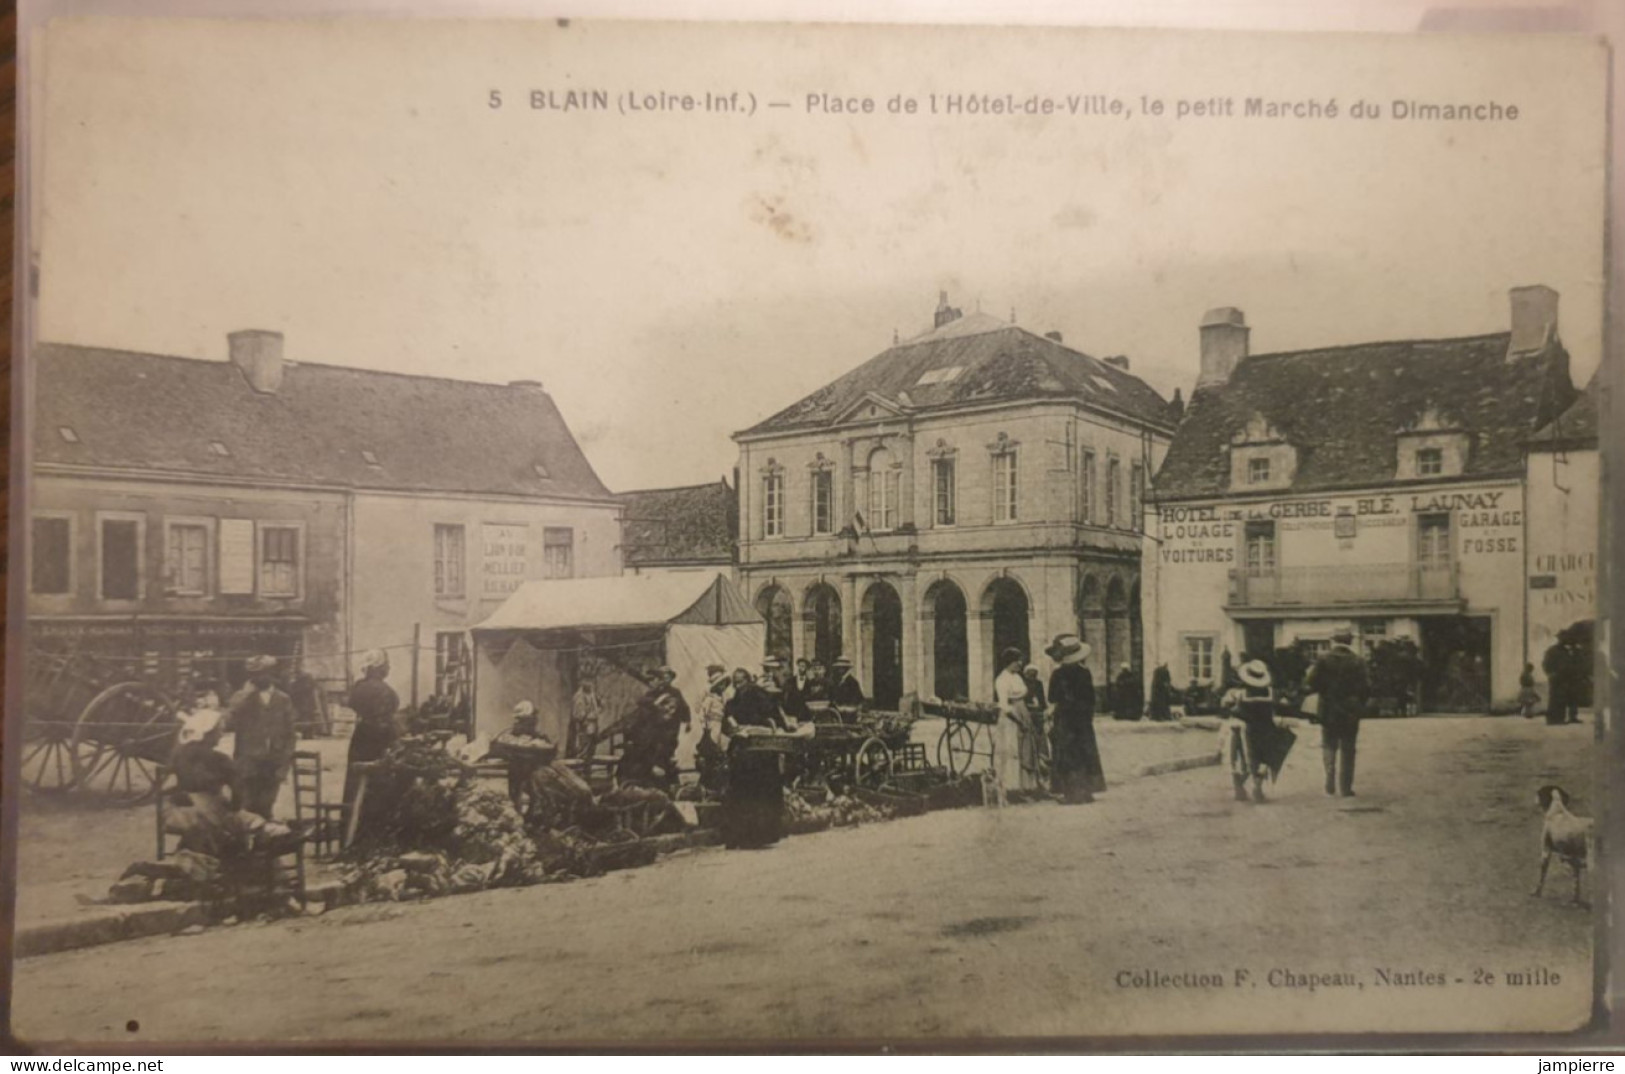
top-left (29, 17), bottom-right (1608, 492)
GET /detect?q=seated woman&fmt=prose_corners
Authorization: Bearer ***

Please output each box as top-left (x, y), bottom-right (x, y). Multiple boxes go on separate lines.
top-left (165, 709), bottom-right (297, 859)
top-left (720, 668), bottom-right (789, 849)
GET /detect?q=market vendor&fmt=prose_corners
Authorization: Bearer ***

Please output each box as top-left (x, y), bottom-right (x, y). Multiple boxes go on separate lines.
top-left (164, 709), bottom-right (297, 859)
top-left (803, 661), bottom-right (830, 705)
top-left (225, 655), bottom-right (298, 820)
top-left (695, 664), bottom-right (732, 792)
top-left (345, 649), bottom-right (400, 808)
top-left (765, 656), bottom-right (806, 723)
top-left (491, 700), bottom-right (557, 818)
top-left (829, 656), bottom-right (866, 711)
top-left (721, 668), bottom-right (789, 849)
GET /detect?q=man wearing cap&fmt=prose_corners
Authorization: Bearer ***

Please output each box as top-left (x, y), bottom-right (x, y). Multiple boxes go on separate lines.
top-left (830, 657), bottom-right (866, 711)
top-left (225, 655), bottom-right (298, 819)
top-left (1306, 628), bottom-right (1370, 797)
top-left (345, 650), bottom-right (399, 809)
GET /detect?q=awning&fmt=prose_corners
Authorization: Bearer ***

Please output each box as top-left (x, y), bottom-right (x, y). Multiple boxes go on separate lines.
top-left (472, 571), bottom-right (760, 636)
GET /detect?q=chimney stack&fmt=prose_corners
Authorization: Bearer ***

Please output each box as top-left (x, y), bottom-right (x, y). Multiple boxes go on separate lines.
top-left (1508, 285), bottom-right (1559, 356)
top-left (228, 330), bottom-right (285, 395)
top-left (1103, 355), bottom-right (1130, 371)
top-left (933, 290), bottom-right (963, 329)
top-left (1197, 307), bottom-right (1249, 389)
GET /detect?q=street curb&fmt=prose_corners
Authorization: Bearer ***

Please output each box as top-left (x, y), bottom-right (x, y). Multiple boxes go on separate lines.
top-left (1134, 753), bottom-right (1221, 778)
top-left (15, 900), bottom-right (208, 959)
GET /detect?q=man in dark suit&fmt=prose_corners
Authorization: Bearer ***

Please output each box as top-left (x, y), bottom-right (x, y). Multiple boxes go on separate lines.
top-left (226, 654), bottom-right (299, 818)
top-left (1306, 629), bottom-right (1370, 797)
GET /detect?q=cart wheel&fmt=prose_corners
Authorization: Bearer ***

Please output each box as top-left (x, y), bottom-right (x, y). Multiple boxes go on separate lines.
top-left (20, 717), bottom-right (80, 794)
top-left (936, 722), bottom-right (979, 778)
top-left (852, 737), bottom-right (893, 789)
top-left (71, 682), bottom-right (178, 806)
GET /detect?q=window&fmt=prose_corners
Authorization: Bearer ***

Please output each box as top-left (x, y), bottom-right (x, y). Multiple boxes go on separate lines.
top-left (932, 457), bottom-right (956, 526)
top-left (1359, 619), bottom-right (1388, 658)
top-left (868, 448), bottom-right (900, 531)
top-left (1416, 448), bottom-right (1443, 476)
top-left (1244, 520), bottom-right (1276, 573)
top-left (763, 472), bottom-right (785, 538)
top-left (811, 470), bottom-right (834, 535)
top-left (1185, 636), bottom-right (1216, 684)
top-left (1248, 457), bottom-right (1271, 485)
top-left (1080, 449), bottom-right (1096, 523)
top-left (1417, 512), bottom-right (1451, 567)
top-left (434, 632), bottom-right (469, 696)
top-left (31, 515), bottom-right (72, 595)
top-left (543, 527), bottom-right (575, 579)
top-left (993, 450), bottom-right (1018, 523)
top-left (165, 521), bottom-right (211, 595)
top-left (1299, 639), bottom-right (1332, 663)
top-left (1106, 457), bottom-right (1121, 527)
top-left (1130, 461), bottom-right (1145, 533)
top-left (99, 515), bottom-right (143, 601)
top-left (259, 524), bottom-right (301, 597)
top-left (434, 523), bottom-right (466, 597)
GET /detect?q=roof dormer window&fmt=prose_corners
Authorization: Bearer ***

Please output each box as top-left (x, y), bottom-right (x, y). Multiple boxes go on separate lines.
top-left (1228, 412), bottom-right (1295, 491)
top-left (57, 426), bottom-right (80, 444)
top-left (1247, 457), bottom-right (1270, 485)
top-left (533, 462), bottom-right (551, 479)
top-left (914, 366), bottom-right (964, 387)
top-left (208, 441), bottom-right (230, 457)
top-left (360, 450), bottom-right (380, 466)
top-left (1395, 408), bottom-right (1468, 481)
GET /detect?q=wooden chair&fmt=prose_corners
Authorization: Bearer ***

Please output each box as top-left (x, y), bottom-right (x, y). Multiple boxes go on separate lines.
top-left (291, 750), bottom-right (345, 860)
top-left (152, 763), bottom-right (307, 916)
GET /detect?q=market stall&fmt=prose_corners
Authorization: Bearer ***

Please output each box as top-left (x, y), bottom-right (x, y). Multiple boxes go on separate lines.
top-left (470, 572), bottom-right (764, 763)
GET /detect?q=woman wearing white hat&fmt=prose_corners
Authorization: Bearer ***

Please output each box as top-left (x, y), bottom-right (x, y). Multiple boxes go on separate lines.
top-left (1045, 634), bottom-right (1104, 804)
top-left (1221, 659), bottom-right (1282, 803)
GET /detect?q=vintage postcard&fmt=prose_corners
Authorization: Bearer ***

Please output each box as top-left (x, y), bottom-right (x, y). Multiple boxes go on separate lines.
top-left (5, 15), bottom-right (1610, 1046)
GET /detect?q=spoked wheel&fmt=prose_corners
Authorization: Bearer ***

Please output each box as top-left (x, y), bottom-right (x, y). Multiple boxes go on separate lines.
top-left (71, 682), bottom-right (179, 805)
top-left (852, 737), bottom-right (893, 789)
top-left (936, 722), bottom-right (981, 778)
top-left (20, 716), bottom-right (80, 794)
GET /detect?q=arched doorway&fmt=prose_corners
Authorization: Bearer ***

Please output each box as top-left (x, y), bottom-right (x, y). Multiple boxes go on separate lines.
top-left (861, 581), bottom-right (904, 710)
top-left (1076, 572), bottom-right (1105, 680)
top-left (983, 577), bottom-right (1031, 693)
top-left (802, 582), bottom-right (843, 668)
top-left (1104, 575), bottom-right (1129, 676)
top-left (755, 584), bottom-right (794, 663)
top-left (923, 579), bottom-right (969, 702)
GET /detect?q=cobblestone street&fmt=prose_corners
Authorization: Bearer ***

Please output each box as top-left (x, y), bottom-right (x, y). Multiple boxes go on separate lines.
top-left (11, 716), bottom-right (1598, 1045)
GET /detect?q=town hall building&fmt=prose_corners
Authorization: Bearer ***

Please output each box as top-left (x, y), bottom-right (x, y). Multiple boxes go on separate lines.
top-left (733, 295), bottom-right (1179, 709)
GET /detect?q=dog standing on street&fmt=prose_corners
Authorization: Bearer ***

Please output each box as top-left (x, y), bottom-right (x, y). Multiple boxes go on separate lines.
top-left (1532, 784), bottom-right (1593, 908)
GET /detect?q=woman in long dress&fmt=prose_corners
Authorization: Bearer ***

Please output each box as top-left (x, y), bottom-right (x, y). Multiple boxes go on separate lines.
top-left (720, 669), bottom-right (788, 849)
top-left (993, 648), bottom-right (1038, 794)
top-left (1046, 634), bottom-right (1105, 804)
top-left (1221, 659), bottom-right (1280, 803)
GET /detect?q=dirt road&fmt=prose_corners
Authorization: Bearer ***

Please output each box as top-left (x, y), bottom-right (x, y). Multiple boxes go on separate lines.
top-left (11, 717), bottom-right (1597, 1045)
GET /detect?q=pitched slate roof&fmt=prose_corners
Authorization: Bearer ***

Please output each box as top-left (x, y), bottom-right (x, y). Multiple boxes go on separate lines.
top-left (737, 313), bottom-right (1176, 436)
top-left (1153, 333), bottom-right (1575, 500)
top-left (1528, 369), bottom-right (1599, 450)
top-left (33, 342), bottom-right (616, 501)
top-left (617, 480), bottom-right (737, 567)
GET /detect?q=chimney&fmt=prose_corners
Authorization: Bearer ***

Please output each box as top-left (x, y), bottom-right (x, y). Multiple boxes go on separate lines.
top-left (1103, 355), bottom-right (1130, 371)
top-left (1169, 387), bottom-right (1185, 421)
top-left (228, 330), bottom-right (285, 395)
top-left (1044, 330), bottom-right (1064, 343)
top-left (933, 290), bottom-right (963, 329)
top-left (1197, 307), bottom-right (1249, 389)
top-left (1508, 285), bottom-right (1559, 356)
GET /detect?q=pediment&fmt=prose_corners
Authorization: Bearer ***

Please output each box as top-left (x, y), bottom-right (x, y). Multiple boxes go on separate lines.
top-left (833, 391), bottom-right (909, 426)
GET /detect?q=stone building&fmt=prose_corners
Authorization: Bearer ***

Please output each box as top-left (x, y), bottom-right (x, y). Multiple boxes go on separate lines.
top-left (27, 331), bottom-right (622, 709)
top-left (1145, 287), bottom-right (1578, 711)
top-left (1524, 370), bottom-right (1599, 685)
top-left (732, 295), bottom-right (1177, 708)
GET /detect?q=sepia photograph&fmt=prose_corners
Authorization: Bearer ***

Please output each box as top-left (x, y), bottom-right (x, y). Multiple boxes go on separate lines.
top-left (3, 13), bottom-right (1611, 1047)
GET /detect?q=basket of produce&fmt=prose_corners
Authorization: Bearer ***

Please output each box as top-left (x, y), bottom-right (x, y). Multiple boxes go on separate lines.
top-left (920, 699), bottom-right (1001, 725)
top-left (865, 711), bottom-right (918, 748)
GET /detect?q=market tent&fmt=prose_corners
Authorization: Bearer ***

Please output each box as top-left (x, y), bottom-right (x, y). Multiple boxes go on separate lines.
top-left (470, 572), bottom-right (763, 756)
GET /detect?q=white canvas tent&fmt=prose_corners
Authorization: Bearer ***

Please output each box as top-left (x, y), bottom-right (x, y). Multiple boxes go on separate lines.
top-left (470, 572), bottom-right (764, 763)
